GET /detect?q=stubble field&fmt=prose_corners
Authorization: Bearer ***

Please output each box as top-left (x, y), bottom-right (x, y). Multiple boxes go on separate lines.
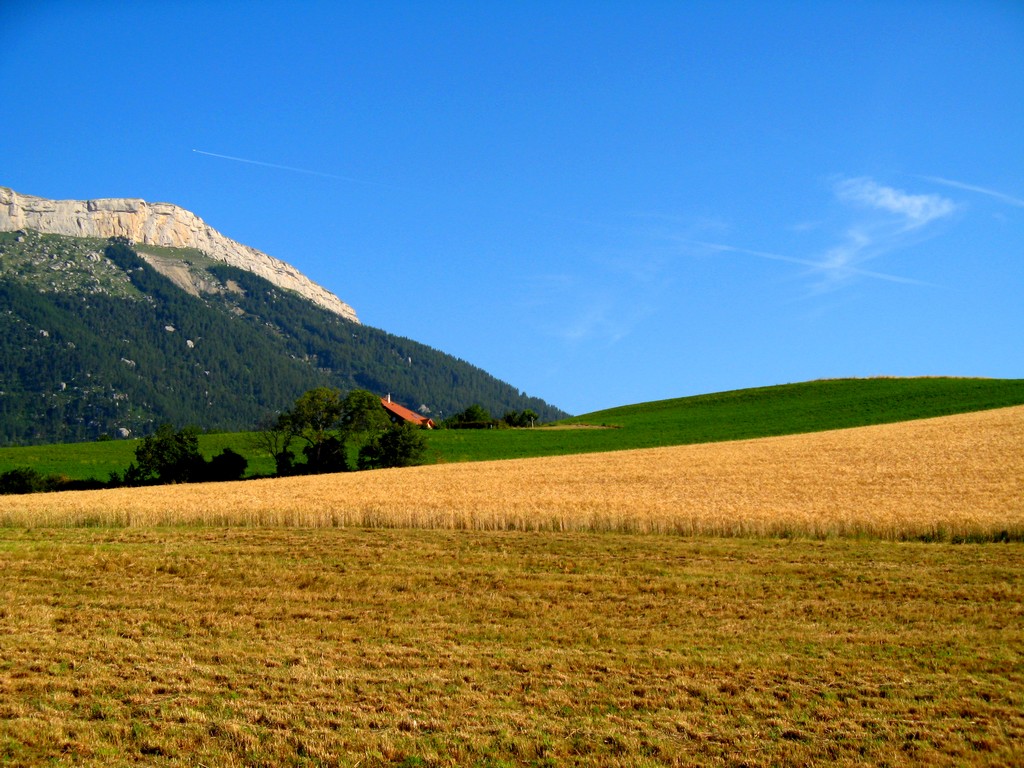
top-left (2, 530), bottom-right (1021, 766)
top-left (1, 406), bottom-right (1021, 765)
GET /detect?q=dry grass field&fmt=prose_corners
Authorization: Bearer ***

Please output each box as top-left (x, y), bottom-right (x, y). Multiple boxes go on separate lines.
top-left (2, 405), bottom-right (1021, 540)
top-left (2, 407), bottom-right (1021, 765)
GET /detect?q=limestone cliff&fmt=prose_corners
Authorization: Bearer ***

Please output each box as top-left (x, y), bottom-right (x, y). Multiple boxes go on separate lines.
top-left (0, 186), bottom-right (358, 322)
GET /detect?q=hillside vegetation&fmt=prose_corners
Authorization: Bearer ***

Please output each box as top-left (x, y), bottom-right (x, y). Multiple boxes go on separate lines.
top-left (0, 231), bottom-right (564, 445)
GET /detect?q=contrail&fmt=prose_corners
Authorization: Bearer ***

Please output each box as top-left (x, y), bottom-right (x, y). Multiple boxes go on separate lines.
top-left (920, 175), bottom-right (1024, 209)
top-left (191, 149), bottom-right (398, 189)
top-left (688, 240), bottom-right (935, 287)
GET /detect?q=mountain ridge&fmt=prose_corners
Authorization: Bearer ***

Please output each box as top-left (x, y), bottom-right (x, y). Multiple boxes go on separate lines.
top-left (0, 186), bottom-right (358, 322)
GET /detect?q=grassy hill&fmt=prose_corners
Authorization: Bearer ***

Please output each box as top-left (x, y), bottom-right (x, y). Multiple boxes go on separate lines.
top-left (424, 376), bottom-right (1024, 462)
top-left (2, 377), bottom-right (1022, 481)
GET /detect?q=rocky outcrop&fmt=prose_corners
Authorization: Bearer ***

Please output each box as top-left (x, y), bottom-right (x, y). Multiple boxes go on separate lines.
top-left (0, 186), bottom-right (358, 322)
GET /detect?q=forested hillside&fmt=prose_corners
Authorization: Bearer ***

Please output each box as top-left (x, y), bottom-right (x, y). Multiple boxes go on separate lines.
top-left (0, 231), bottom-right (564, 444)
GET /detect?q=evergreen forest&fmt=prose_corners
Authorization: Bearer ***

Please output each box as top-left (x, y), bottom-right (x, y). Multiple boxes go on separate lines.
top-left (0, 231), bottom-right (565, 445)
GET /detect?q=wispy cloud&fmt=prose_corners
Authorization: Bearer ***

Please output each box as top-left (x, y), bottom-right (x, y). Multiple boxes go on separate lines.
top-left (920, 175), bottom-right (1024, 208)
top-left (685, 176), bottom-right (955, 293)
top-left (536, 286), bottom-right (651, 346)
top-left (525, 254), bottom-right (667, 345)
top-left (558, 300), bottom-right (621, 343)
top-left (817, 177), bottom-right (957, 288)
top-left (834, 177), bottom-right (957, 229)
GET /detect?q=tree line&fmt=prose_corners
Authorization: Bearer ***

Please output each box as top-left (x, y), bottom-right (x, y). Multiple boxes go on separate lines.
top-left (1, 390), bottom-right (552, 496)
top-left (0, 387), bottom-right (429, 495)
top-left (441, 403), bottom-right (539, 429)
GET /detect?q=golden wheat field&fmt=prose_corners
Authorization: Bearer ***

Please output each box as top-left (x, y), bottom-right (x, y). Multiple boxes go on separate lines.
top-left (2, 405), bottom-right (1021, 539)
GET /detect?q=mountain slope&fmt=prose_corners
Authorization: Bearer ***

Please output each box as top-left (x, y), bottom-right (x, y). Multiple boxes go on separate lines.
top-left (0, 186), bottom-right (357, 320)
top-left (0, 231), bottom-right (565, 445)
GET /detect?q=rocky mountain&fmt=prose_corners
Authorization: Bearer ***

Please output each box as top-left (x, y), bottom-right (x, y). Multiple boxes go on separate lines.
top-left (0, 189), bottom-right (565, 445)
top-left (0, 187), bottom-right (357, 321)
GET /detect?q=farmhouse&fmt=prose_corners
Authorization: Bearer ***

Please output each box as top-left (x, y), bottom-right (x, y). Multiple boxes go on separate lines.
top-left (380, 395), bottom-right (435, 429)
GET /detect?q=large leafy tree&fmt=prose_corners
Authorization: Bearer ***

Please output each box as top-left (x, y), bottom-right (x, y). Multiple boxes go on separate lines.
top-left (205, 447), bottom-right (248, 482)
top-left (285, 387), bottom-right (347, 474)
top-left (124, 424), bottom-right (205, 485)
top-left (340, 389), bottom-right (391, 444)
top-left (252, 414), bottom-right (297, 476)
top-left (357, 422), bottom-right (428, 470)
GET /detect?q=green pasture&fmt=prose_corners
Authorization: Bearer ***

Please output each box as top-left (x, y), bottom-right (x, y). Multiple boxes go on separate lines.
top-left (425, 376), bottom-right (1024, 462)
top-left (0, 433), bottom-right (276, 483)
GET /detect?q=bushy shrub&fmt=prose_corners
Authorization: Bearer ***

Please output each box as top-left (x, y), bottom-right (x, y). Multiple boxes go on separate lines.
top-left (0, 467), bottom-right (50, 495)
top-left (443, 404), bottom-right (499, 429)
top-left (204, 448), bottom-right (249, 482)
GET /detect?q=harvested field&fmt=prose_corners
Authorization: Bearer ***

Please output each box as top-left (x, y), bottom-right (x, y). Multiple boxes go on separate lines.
top-left (1, 530), bottom-right (1021, 766)
top-left (2, 405), bottom-right (1021, 540)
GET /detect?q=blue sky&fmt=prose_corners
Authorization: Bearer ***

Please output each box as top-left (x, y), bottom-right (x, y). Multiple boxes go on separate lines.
top-left (2, 1), bottom-right (1022, 415)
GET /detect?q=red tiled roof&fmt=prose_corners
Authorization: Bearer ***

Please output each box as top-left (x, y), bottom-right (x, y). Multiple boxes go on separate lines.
top-left (380, 397), bottom-right (435, 428)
